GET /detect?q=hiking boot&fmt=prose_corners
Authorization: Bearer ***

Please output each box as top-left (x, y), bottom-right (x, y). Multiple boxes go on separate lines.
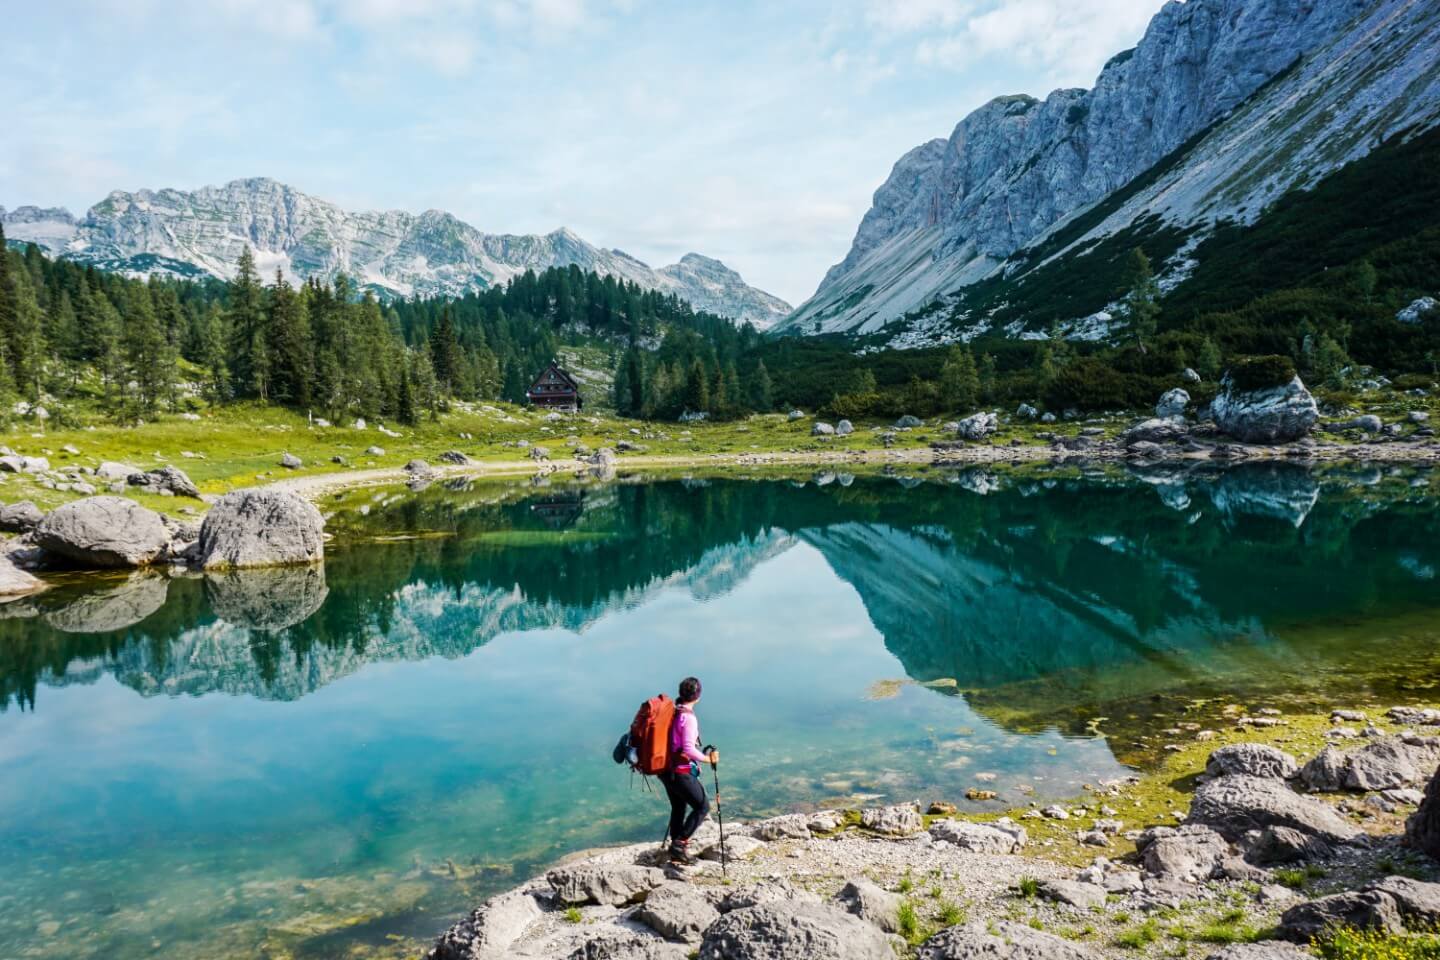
top-left (668, 840), bottom-right (696, 865)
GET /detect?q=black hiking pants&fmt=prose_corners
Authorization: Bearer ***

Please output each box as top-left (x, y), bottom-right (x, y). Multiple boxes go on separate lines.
top-left (659, 769), bottom-right (709, 844)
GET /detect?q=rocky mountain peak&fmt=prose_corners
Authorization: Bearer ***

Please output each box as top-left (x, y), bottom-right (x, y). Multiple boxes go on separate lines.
top-left (781, 0), bottom-right (1396, 337)
top-left (3, 178), bottom-right (792, 327)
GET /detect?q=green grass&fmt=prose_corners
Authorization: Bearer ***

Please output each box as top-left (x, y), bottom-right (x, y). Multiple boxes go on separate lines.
top-left (897, 900), bottom-right (920, 943)
top-left (1017, 877), bottom-right (1041, 899)
top-left (1115, 919), bottom-right (1162, 949)
top-left (1275, 865), bottom-right (1327, 889)
top-left (938, 901), bottom-right (965, 927)
top-left (563, 906), bottom-right (582, 924)
top-left (897, 872), bottom-right (915, 894)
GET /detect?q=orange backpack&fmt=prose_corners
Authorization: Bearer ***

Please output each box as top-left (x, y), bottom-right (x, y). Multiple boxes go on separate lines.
top-left (628, 694), bottom-right (676, 775)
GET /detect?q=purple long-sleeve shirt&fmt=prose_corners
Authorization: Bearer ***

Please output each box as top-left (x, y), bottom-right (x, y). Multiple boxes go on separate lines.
top-left (670, 704), bottom-right (707, 773)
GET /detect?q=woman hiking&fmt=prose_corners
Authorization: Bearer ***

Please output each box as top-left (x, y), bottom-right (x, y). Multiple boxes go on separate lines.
top-left (660, 676), bottom-right (718, 864)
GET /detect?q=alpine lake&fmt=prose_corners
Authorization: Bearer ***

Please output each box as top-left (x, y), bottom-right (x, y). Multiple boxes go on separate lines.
top-left (3, 459), bottom-right (1440, 960)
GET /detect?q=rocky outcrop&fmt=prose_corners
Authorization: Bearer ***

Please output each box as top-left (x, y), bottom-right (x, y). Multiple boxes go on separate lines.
top-left (1186, 775), bottom-right (1359, 843)
top-left (35, 496), bottom-right (172, 567)
top-left (197, 490), bottom-right (325, 569)
top-left (1212, 375), bottom-right (1318, 444)
top-left (698, 900), bottom-right (892, 960)
top-left (1141, 825), bottom-right (1230, 881)
top-left (780, 0), bottom-right (1423, 336)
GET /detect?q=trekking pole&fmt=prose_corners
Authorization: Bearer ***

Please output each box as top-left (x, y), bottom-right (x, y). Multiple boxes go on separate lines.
top-left (706, 745), bottom-right (727, 877)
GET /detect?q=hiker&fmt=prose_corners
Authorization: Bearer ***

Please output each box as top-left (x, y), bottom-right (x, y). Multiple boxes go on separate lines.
top-left (660, 676), bottom-right (718, 864)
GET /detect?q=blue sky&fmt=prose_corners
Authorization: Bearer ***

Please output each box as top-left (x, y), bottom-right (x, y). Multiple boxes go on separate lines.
top-left (2, 0), bottom-right (1165, 304)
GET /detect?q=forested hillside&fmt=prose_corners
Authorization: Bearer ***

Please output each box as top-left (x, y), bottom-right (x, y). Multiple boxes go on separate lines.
top-left (0, 227), bottom-right (773, 425)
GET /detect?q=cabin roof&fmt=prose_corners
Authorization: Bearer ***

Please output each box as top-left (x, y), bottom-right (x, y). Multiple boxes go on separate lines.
top-left (527, 361), bottom-right (581, 394)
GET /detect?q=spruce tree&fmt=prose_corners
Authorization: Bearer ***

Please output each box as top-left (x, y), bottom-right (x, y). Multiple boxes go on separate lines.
top-left (227, 247), bottom-right (266, 398)
top-left (684, 358), bottom-right (710, 414)
top-left (1121, 247), bottom-right (1160, 352)
top-left (429, 307), bottom-right (461, 395)
top-left (939, 345), bottom-right (979, 411)
top-left (747, 359), bottom-right (773, 411)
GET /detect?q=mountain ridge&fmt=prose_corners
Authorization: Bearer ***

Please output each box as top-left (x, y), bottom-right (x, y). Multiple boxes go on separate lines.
top-left (778, 0), bottom-right (1439, 340)
top-left (1, 177), bottom-right (792, 328)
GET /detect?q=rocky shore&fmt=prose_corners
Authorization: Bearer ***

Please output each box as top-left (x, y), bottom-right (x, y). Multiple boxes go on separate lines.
top-left (427, 709), bottom-right (1440, 959)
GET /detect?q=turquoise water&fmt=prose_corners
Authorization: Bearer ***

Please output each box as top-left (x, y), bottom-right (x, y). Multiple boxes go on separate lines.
top-left (2, 462), bottom-right (1439, 959)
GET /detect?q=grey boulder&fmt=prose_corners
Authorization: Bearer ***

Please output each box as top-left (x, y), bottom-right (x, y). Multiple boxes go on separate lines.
top-left (0, 500), bottom-right (44, 533)
top-left (35, 496), bottom-right (172, 568)
top-left (1212, 374), bottom-right (1318, 444)
top-left (698, 900), bottom-right (892, 960)
top-left (1124, 418), bottom-right (1187, 445)
top-left (917, 920), bottom-right (1100, 960)
top-left (836, 419), bottom-right (854, 436)
top-left (1346, 736), bottom-right (1440, 792)
top-left (859, 802), bottom-right (922, 836)
top-left (1038, 880), bottom-right (1106, 910)
top-left (280, 452), bottom-right (303, 469)
top-left (1278, 890), bottom-right (1403, 941)
top-left (894, 415), bottom-right (923, 428)
top-left (1142, 825), bottom-right (1230, 881)
top-left (1300, 746), bottom-right (1351, 792)
top-left (132, 465), bottom-right (201, 498)
top-left (1244, 825), bottom-right (1333, 865)
top-left (197, 490), bottom-right (325, 570)
top-left (636, 883), bottom-right (721, 943)
top-left (1187, 774), bottom-right (1359, 843)
top-left (425, 889), bottom-right (542, 960)
top-left (1206, 743), bottom-right (1299, 780)
top-left (812, 422), bottom-right (835, 436)
top-left (929, 819), bottom-right (1026, 853)
top-left (834, 878), bottom-right (902, 933)
top-left (547, 865), bottom-right (665, 907)
top-left (955, 412), bottom-right (998, 440)
top-left (1156, 388), bottom-right (1190, 419)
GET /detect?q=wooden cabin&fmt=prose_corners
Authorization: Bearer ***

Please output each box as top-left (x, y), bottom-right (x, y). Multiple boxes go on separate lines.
top-left (525, 361), bottom-right (583, 412)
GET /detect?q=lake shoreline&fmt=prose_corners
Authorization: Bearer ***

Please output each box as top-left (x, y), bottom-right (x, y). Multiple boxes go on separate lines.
top-left (269, 438), bottom-right (1440, 500)
top-left (427, 703), bottom-right (1440, 959)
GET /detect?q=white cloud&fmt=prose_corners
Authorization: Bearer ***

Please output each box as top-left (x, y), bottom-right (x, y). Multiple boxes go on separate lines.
top-left (913, 0), bottom-right (1158, 85)
top-left (866, 0), bottom-right (975, 32)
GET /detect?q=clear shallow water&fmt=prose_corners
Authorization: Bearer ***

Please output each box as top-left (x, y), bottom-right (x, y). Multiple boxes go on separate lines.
top-left (2, 461), bottom-right (1439, 959)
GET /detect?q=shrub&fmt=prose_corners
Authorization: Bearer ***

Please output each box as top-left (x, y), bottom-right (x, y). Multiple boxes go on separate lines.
top-left (1315, 925), bottom-right (1440, 960)
top-left (1018, 877), bottom-right (1041, 899)
top-left (563, 906), bottom-right (582, 924)
top-left (938, 901), bottom-right (965, 927)
top-left (1227, 354), bottom-right (1298, 391)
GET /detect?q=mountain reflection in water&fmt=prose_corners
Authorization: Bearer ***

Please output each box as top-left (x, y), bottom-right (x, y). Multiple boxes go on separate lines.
top-left (3, 461), bottom-right (1437, 725)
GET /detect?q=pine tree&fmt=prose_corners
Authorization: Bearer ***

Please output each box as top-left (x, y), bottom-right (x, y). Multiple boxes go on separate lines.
top-left (1121, 247), bottom-right (1160, 352)
top-left (397, 363), bottom-right (417, 425)
top-left (200, 303), bottom-right (231, 403)
top-left (684, 358), bottom-right (710, 414)
top-left (123, 284), bottom-right (173, 416)
top-left (429, 307), bottom-right (461, 395)
top-left (49, 290), bottom-right (82, 387)
top-left (265, 271), bottom-right (312, 406)
top-left (227, 247), bottom-right (266, 398)
top-left (0, 226), bottom-right (15, 368)
top-left (8, 268), bottom-right (46, 400)
top-left (746, 359), bottom-right (773, 411)
top-left (938, 345), bottom-right (979, 411)
top-left (978, 353), bottom-right (997, 400)
top-left (1197, 338), bottom-right (1222, 381)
